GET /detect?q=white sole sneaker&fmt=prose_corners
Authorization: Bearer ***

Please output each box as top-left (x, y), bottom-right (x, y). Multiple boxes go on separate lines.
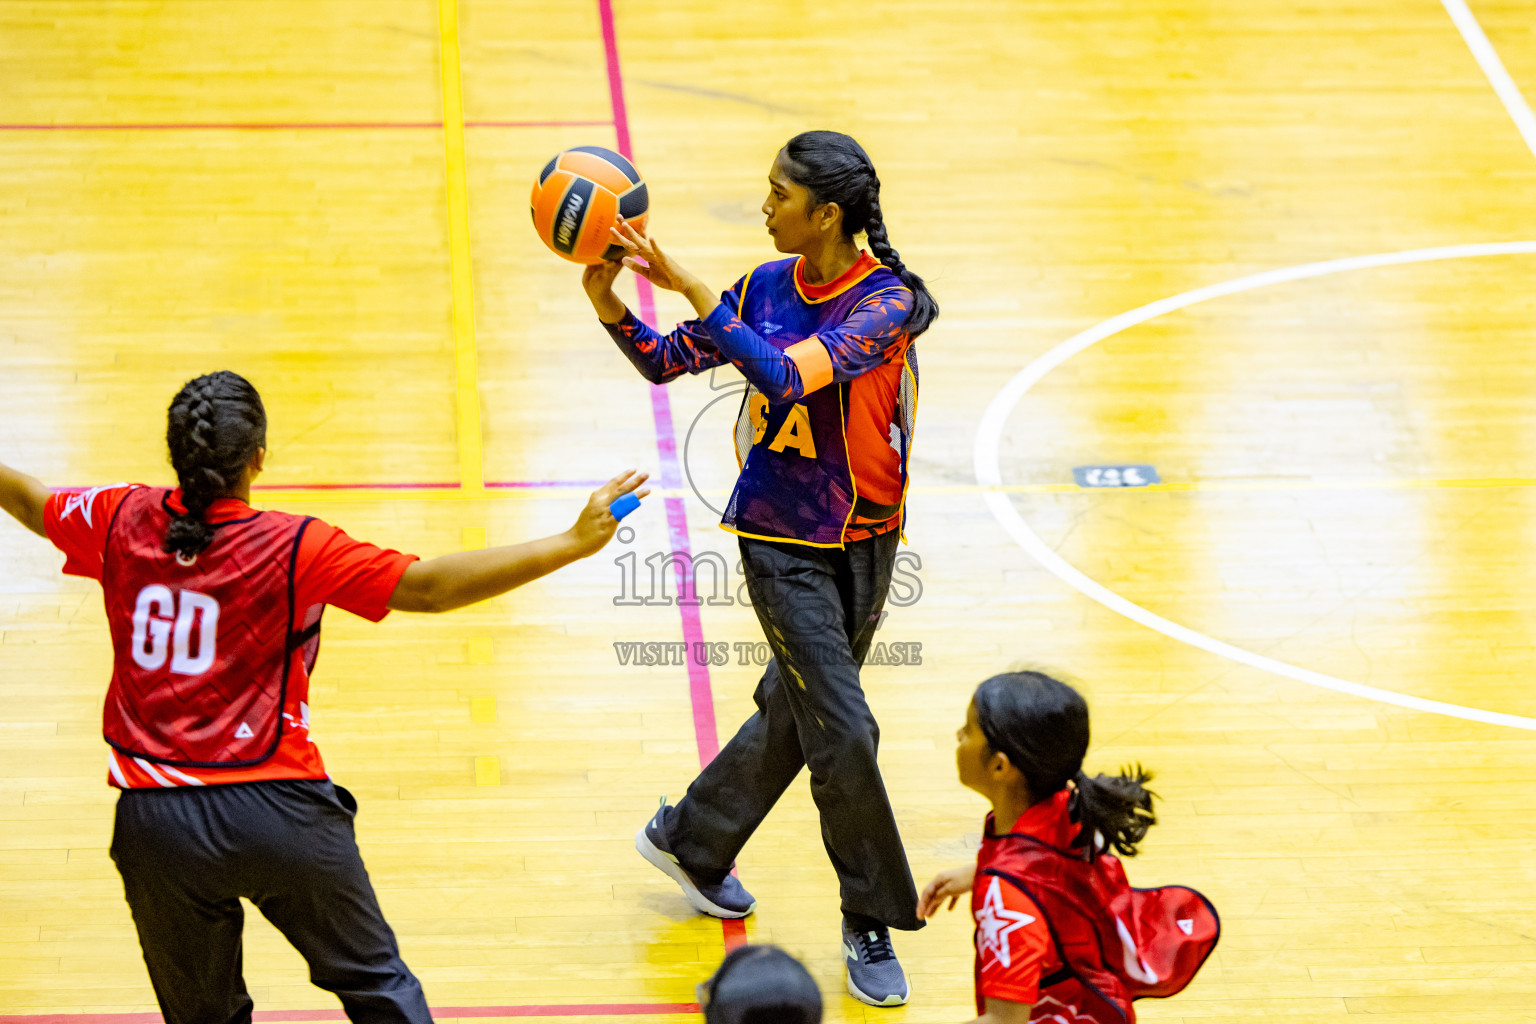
top-left (846, 971), bottom-right (911, 1007)
top-left (634, 826), bottom-right (756, 919)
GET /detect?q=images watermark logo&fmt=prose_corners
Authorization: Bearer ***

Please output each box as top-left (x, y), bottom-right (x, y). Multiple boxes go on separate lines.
top-left (612, 546), bottom-right (922, 609)
top-left (612, 639), bottom-right (922, 667)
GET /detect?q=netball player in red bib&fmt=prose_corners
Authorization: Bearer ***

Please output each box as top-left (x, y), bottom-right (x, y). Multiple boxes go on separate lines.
top-left (0, 371), bottom-right (648, 1024)
top-left (918, 672), bottom-right (1218, 1023)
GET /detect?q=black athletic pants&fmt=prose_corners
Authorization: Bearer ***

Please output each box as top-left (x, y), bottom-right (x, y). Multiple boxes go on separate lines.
top-left (110, 778), bottom-right (433, 1024)
top-left (669, 527), bottom-right (923, 931)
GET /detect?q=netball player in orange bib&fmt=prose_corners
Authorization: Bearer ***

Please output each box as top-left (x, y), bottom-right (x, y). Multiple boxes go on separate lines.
top-left (0, 371), bottom-right (648, 1024)
top-left (581, 130), bottom-right (938, 1006)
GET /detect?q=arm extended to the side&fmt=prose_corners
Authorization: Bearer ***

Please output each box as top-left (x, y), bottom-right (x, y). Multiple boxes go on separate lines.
top-left (0, 461), bottom-right (49, 538)
top-left (0, 457), bottom-right (647, 614)
top-left (385, 469), bottom-right (648, 614)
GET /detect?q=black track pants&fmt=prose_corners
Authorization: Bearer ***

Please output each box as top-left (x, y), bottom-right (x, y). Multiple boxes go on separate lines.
top-left (669, 527), bottom-right (923, 931)
top-left (110, 778), bottom-right (433, 1024)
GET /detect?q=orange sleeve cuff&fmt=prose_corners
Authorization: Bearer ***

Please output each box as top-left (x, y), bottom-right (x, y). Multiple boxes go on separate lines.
top-left (786, 336), bottom-right (834, 395)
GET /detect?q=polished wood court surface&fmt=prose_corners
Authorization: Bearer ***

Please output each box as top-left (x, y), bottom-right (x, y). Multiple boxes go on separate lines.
top-left (2, 0), bottom-right (1535, 1021)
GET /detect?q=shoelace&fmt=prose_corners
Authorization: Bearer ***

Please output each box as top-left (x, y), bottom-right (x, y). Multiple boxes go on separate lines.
top-left (856, 928), bottom-right (897, 964)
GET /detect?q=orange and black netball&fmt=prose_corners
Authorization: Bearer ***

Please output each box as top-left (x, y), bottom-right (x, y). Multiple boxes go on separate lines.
top-left (530, 145), bottom-right (649, 264)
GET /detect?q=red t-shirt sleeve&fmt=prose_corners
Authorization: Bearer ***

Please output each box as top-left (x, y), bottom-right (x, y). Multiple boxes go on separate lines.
top-left (293, 520), bottom-right (419, 623)
top-left (42, 484), bottom-right (139, 581)
top-left (975, 873), bottom-right (1053, 1008)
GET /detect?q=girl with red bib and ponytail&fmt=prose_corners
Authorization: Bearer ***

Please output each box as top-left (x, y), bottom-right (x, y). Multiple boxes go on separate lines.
top-left (0, 371), bottom-right (648, 1024)
top-left (918, 672), bottom-right (1219, 1024)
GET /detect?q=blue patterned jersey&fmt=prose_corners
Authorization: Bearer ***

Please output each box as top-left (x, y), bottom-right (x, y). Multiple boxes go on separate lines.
top-left (605, 252), bottom-right (918, 547)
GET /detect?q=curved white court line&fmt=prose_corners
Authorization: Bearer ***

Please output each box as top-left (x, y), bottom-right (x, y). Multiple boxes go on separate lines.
top-left (975, 241), bottom-right (1536, 731)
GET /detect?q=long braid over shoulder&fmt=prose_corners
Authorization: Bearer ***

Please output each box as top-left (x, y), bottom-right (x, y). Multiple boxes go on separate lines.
top-left (782, 130), bottom-right (939, 337)
top-left (164, 371), bottom-right (267, 560)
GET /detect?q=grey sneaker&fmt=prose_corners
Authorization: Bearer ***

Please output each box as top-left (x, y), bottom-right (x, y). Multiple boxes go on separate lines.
top-left (635, 798), bottom-right (756, 919)
top-left (842, 918), bottom-right (910, 1007)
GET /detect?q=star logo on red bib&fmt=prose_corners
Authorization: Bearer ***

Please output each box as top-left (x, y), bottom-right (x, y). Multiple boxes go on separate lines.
top-left (977, 876), bottom-right (1036, 968)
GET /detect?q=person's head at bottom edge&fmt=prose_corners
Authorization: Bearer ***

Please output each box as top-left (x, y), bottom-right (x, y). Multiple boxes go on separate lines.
top-left (699, 944), bottom-right (823, 1024)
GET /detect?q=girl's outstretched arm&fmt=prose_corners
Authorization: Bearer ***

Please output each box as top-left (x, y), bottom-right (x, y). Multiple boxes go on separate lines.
top-left (387, 469), bottom-right (649, 614)
top-left (0, 461), bottom-right (49, 538)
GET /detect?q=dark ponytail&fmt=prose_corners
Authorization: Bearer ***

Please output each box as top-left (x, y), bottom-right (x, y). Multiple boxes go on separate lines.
top-left (164, 371), bottom-right (266, 561)
top-left (973, 671), bottom-right (1156, 859)
top-left (781, 130), bottom-right (939, 337)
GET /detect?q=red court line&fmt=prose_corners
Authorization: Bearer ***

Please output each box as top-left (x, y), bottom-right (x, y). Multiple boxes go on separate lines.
top-left (466, 119), bottom-right (613, 129)
top-left (597, 0), bottom-right (747, 954)
top-left (0, 120), bottom-right (610, 132)
top-left (0, 1004), bottom-right (697, 1024)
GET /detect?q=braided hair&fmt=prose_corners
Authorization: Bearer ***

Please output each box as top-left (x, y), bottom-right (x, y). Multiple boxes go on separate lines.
top-left (163, 371), bottom-right (266, 560)
top-left (973, 670), bottom-right (1157, 859)
top-left (781, 130), bottom-right (939, 337)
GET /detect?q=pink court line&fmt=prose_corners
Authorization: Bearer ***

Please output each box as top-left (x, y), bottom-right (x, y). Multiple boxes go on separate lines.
top-left (0, 120), bottom-right (610, 132)
top-left (597, 0), bottom-right (746, 954)
top-left (0, 1004), bottom-right (697, 1024)
top-left (54, 481), bottom-right (604, 494)
top-left (597, 0), bottom-right (722, 777)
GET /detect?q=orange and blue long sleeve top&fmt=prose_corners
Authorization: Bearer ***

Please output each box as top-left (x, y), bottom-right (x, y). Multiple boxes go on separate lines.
top-left (604, 252), bottom-right (919, 547)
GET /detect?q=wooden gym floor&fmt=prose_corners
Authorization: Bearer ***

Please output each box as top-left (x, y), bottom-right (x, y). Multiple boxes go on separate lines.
top-left (2, 0), bottom-right (1535, 1021)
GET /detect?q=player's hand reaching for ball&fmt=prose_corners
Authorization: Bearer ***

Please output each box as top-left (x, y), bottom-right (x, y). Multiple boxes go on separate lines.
top-left (609, 221), bottom-right (719, 318)
top-left (567, 468), bottom-right (651, 558)
top-left (610, 221), bottom-right (691, 292)
top-left (917, 863), bottom-right (977, 919)
top-left (582, 259), bottom-right (627, 323)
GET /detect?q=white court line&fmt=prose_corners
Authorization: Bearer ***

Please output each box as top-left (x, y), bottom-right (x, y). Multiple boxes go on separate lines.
top-left (974, 242), bottom-right (1536, 731)
top-left (1442, 0), bottom-right (1536, 160)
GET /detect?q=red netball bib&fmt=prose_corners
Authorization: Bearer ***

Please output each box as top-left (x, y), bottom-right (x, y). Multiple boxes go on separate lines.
top-left (978, 801), bottom-right (1220, 1023)
top-left (100, 488), bottom-right (317, 768)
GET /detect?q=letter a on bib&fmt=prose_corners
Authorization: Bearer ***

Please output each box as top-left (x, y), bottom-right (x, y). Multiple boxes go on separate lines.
top-left (768, 403), bottom-right (817, 458)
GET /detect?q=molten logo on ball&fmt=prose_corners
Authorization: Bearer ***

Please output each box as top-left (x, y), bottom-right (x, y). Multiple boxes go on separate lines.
top-left (556, 191), bottom-right (586, 250)
top-left (530, 145), bottom-right (650, 265)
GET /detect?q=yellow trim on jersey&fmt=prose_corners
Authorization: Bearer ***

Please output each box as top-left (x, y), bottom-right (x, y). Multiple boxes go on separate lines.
top-left (728, 265), bottom-right (761, 474)
top-left (736, 266), bottom-right (757, 318)
top-left (792, 255), bottom-right (883, 304)
top-left (718, 523), bottom-right (849, 549)
top-left (836, 382), bottom-right (859, 544)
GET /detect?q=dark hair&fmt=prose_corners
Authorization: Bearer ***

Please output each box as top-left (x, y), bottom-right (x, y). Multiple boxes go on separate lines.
top-left (702, 945), bottom-right (822, 1024)
top-left (163, 371), bottom-right (266, 560)
top-left (973, 670), bottom-right (1156, 859)
top-left (781, 130), bottom-right (939, 337)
